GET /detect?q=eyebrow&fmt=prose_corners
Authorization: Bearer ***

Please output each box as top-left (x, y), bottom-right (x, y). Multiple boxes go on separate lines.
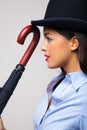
top-left (44, 32), bottom-right (51, 37)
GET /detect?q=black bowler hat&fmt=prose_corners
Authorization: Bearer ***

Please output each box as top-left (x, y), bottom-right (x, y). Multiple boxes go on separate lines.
top-left (31, 0), bottom-right (87, 33)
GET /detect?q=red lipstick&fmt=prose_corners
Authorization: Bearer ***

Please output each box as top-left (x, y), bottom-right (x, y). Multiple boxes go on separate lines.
top-left (44, 55), bottom-right (50, 62)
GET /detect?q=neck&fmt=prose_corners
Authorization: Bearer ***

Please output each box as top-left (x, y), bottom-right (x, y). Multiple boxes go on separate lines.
top-left (63, 54), bottom-right (81, 73)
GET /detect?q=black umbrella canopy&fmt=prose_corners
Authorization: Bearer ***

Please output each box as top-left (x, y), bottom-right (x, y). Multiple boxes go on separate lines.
top-left (0, 64), bottom-right (25, 114)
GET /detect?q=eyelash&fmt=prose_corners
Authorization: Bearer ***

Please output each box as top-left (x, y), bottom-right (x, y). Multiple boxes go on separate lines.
top-left (46, 36), bottom-right (52, 42)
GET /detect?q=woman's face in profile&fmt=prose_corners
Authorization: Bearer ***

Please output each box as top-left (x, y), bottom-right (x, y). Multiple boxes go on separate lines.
top-left (41, 27), bottom-right (78, 71)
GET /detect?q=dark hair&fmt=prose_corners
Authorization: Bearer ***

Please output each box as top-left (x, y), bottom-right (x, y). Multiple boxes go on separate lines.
top-left (57, 30), bottom-right (87, 74)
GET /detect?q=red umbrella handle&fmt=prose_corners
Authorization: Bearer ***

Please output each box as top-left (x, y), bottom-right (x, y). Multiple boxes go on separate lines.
top-left (17, 25), bottom-right (40, 66)
top-left (0, 25), bottom-right (40, 115)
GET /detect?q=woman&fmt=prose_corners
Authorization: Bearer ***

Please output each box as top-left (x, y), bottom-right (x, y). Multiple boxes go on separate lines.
top-left (31, 0), bottom-right (87, 129)
top-left (1, 0), bottom-right (87, 129)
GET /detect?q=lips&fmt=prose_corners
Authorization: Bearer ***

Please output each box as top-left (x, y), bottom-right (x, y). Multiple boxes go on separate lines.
top-left (44, 54), bottom-right (50, 61)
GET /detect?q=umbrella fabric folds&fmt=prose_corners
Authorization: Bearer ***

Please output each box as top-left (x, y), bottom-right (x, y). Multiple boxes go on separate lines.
top-left (0, 64), bottom-right (25, 114)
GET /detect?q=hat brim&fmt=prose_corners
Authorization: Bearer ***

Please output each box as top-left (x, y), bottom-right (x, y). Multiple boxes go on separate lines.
top-left (31, 17), bottom-right (87, 33)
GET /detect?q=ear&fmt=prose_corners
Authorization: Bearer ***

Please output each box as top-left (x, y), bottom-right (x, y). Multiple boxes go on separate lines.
top-left (70, 36), bottom-right (79, 51)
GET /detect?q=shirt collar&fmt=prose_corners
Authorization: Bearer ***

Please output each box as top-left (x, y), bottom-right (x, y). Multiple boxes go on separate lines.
top-left (66, 71), bottom-right (87, 91)
top-left (52, 71), bottom-right (87, 101)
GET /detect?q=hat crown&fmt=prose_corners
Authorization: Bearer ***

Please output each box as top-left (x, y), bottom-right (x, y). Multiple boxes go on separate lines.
top-left (45, 0), bottom-right (87, 21)
top-left (31, 0), bottom-right (87, 33)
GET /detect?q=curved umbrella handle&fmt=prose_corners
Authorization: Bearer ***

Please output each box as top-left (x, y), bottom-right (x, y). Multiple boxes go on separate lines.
top-left (17, 25), bottom-right (40, 66)
top-left (0, 25), bottom-right (40, 115)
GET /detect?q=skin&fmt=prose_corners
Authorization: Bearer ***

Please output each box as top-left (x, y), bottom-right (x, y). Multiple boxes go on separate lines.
top-left (0, 117), bottom-right (6, 130)
top-left (41, 27), bottom-right (81, 73)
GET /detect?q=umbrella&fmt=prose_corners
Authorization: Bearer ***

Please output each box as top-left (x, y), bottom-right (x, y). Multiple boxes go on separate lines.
top-left (0, 25), bottom-right (40, 114)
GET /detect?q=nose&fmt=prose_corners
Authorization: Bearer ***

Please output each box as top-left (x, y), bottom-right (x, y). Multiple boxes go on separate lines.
top-left (40, 39), bottom-right (47, 52)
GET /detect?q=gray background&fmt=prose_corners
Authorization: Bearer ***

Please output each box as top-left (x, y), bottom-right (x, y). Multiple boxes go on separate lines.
top-left (0, 0), bottom-right (59, 129)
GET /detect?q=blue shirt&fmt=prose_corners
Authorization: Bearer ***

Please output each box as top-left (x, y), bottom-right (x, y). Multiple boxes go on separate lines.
top-left (34, 72), bottom-right (87, 130)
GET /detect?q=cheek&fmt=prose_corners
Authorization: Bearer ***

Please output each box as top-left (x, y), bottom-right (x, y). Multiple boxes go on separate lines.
top-left (51, 44), bottom-right (71, 67)
top-left (52, 43), bottom-right (71, 57)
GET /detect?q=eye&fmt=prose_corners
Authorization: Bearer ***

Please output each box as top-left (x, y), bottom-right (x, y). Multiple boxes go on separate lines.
top-left (46, 36), bottom-right (52, 42)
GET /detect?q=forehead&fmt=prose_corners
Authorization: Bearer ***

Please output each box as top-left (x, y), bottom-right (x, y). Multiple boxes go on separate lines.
top-left (44, 27), bottom-right (56, 31)
top-left (43, 27), bottom-right (59, 35)
top-left (43, 27), bottom-right (66, 40)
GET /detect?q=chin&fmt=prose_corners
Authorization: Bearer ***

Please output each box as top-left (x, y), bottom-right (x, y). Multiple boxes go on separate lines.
top-left (48, 65), bottom-right (58, 69)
